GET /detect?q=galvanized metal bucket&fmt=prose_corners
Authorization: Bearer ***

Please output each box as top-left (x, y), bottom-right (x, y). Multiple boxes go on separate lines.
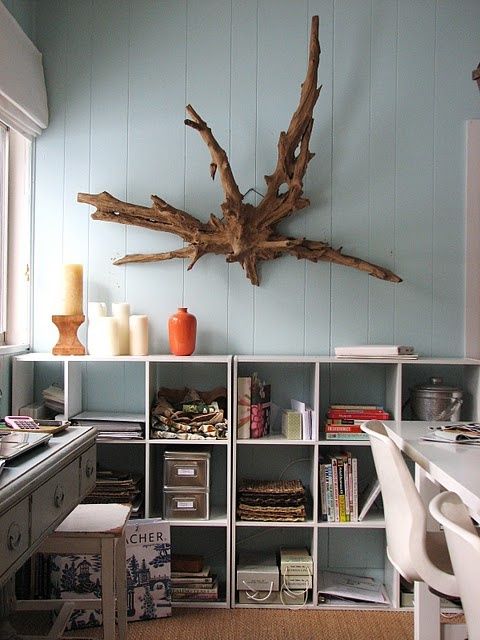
top-left (410, 377), bottom-right (463, 421)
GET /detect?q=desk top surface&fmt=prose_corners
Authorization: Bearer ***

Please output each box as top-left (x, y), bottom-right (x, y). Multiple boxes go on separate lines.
top-left (383, 421), bottom-right (480, 516)
top-left (0, 426), bottom-right (96, 514)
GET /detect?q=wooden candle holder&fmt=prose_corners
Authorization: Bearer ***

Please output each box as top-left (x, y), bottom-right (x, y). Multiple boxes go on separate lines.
top-left (52, 314), bottom-right (86, 355)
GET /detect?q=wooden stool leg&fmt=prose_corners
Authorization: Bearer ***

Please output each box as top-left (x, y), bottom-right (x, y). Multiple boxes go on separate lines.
top-left (101, 538), bottom-right (116, 640)
top-left (115, 534), bottom-right (128, 640)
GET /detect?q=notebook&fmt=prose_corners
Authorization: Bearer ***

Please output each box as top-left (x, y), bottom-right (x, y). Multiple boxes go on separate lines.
top-left (0, 431), bottom-right (52, 460)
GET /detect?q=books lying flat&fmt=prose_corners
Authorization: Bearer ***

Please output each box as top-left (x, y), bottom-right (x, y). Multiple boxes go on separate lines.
top-left (334, 345), bottom-right (416, 358)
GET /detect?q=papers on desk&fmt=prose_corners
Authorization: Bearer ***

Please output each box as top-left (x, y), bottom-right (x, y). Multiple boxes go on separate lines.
top-left (421, 423), bottom-right (480, 444)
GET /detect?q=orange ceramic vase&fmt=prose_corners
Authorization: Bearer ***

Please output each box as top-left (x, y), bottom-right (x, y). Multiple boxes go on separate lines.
top-left (168, 307), bottom-right (197, 356)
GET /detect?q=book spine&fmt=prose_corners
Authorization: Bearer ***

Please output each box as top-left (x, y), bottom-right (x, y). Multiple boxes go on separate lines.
top-left (343, 456), bottom-right (350, 522)
top-left (351, 457), bottom-right (358, 521)
top-left (331, 457), bottom-right (339, 522)
top-left (172, 584), bottom-right (217, 594)
top-left (324, 463), bottom-right (334, 522)
top-left (237, 377), bottom-right (251, 439)
top-left (319, 462), bottom-right (328, 521)
top-left (327, 411), bottom-right (389, 420)
top-left (329, 404), bottom-right (382, 410)
top-left (324, 432), bottom-right (369, 440)
top-left (325, 423), bottom-right (364, 431)
top-left (337, 459), bottom-right (346, 522)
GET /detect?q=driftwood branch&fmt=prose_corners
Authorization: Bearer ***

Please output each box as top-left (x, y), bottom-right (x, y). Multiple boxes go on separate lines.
top-left (78, 15), bottom-right (401, 287)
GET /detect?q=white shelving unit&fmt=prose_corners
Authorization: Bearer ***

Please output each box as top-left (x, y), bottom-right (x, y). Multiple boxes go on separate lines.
top-left (232, 355), bottom-right (480, 611)
top-left (11, 352), bottom-right (480, 611)
top-left (12, 353), bottom-right (233, 609)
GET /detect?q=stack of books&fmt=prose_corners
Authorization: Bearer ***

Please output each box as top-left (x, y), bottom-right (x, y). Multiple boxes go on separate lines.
top-left (334, 345), bottom-right (417, 359)
top-left (324, 404), bottom-right (390, 440)
top-left (319, 452), bottom-right (358, 522)
top-left (171, 555), bottom-right (218, 602)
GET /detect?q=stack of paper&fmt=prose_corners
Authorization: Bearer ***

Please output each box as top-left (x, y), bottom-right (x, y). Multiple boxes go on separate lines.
top-left (71, 411), bottom-right (144, 440)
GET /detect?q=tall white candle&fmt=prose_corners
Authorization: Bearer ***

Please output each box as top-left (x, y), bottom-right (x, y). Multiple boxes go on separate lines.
top-left (62, 264), bottom-right (83, 315)
top-left (87, 302), bottom-right (107, 355)
top-left (129, 315), bottom-right (149, 355)
top-left (112, 303), bottom-right (130, 355)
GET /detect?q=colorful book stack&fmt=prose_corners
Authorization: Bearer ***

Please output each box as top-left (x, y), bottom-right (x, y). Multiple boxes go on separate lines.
top-left (170, 554), bottom-right (219, 602)
top-left (319, 452), bottom-right (358, 522)
top-left (324, 404), bottom-right (390, 440)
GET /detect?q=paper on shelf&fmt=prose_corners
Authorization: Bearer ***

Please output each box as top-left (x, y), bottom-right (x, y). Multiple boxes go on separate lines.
top-left (318, 570), bottom-right (389, 604)
top-left (291, 399), bottom-right (312, 440)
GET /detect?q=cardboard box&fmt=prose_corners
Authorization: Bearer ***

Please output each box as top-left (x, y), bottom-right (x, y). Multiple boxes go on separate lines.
top-left (236, 552), bottom-right (279, 592)
top-left (283, 573), bottom-right (313, 589)
top-left (280, 547), bottom-right (313, 576)
top-left (238, 589), bottom-right (307, 606)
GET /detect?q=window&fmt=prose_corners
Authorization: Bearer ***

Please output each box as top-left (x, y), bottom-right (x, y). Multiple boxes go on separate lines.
top-left (0, 123), bottom-right (32, 348)
top-left (0, 123), bottom-right (7, 341)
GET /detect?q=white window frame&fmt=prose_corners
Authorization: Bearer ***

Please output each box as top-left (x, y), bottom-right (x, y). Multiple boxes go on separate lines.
top-left (0, 123), bottom-right (32, 351)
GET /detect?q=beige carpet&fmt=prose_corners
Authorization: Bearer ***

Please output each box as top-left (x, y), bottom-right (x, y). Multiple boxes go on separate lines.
top-left (12, 608), bottom-right (415, 640)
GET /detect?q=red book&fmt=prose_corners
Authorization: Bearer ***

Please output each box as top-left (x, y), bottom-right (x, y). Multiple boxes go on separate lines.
top-left (325, 424), bottom-right (364, 433)
top-left (327, 410), bottom-right (389, 420)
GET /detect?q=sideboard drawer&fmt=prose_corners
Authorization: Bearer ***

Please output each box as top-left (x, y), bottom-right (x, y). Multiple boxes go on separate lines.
top-left (0, 498), bottom-right (30, 578)
top-left (80, 445), bottom-right (96, 498)
top-left (31, 458), bottom-right (80, 542)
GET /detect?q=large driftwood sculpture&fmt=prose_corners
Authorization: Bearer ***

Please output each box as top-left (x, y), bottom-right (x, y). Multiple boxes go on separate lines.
top-left (78, 16), bottom-right (401, 286)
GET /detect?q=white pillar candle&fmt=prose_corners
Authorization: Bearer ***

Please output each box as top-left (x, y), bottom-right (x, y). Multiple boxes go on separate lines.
top-left (62, 264), bottom-right (83, 315)
top-left (112, 303), bottom-right (130, 355)
top-left (93, 316), bottom-right (120, 356)
top-left (87, 302), bottom-right (107, 355)
top-left (129, 315), bottom-right (149, 356)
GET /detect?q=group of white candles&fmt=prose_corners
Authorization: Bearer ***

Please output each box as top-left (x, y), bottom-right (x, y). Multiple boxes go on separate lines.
top-left (60, 264), bottom-right (149, 356)
top-left (88, 302), bottom-right (149, 356)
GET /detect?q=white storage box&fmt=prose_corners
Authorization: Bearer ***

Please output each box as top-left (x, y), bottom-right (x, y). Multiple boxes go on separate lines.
top-left (236, 552), bottom-right (279, 592)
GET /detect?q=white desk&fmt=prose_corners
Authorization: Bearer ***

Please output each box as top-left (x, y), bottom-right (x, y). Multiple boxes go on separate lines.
top-left (384, 421), bottom-right (475, 640)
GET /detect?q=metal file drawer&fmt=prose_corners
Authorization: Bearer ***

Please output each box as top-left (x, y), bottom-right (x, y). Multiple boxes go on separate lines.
top-left (163, 450), bottom-right (210, 489)
top-left (163, 489), bottom-right (209, 520)
top-left (31, 457), bottom-right (80, 542)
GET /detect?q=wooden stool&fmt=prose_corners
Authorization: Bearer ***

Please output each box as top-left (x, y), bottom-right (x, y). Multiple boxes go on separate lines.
top-left (17, 503), bottom-right (131, 640)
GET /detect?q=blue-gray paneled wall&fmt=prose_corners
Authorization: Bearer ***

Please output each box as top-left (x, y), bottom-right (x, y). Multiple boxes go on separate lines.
top-left (29, 0), bottom-right (480, 356)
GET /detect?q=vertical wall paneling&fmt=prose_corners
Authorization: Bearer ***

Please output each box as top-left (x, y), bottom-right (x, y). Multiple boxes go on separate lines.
top-left (183, 0), bottom-right (231, 355)
top-left (86, 0), bottom-right (130, 409)
top-left (27, 0), bottom-right (480, 359)
top-left (33, 0), bottom-right (67, 352)
top-left (367, 0), bottom-right (397, 343)
top-left (330, 0), bottom-right (372, 349)
top-left (227, 0), bottom-right (258, 354)
top-left (253, 0), bottom-right (309, 355)
top-left (304, 0), bottom-right (334, 355)
top-left (432, 0), bottom-right (480, 356)
top-left (62, 1), bottom-right (93, 348)
top-left (394, 0), bottom-right (436, 353)
top-left (126, 0), bottom-right (187, 354)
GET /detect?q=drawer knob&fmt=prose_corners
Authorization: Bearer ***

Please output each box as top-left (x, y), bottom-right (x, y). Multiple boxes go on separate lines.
top-left (85, 461), bottom-right (94, 478)
top-left (7, 523), bottom-right (22, 550)
top-left (54, 485), bottom-right (65, 508)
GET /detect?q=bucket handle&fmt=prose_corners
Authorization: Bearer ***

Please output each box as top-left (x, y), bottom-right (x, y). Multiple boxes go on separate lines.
top-left (436, 397), bottom-right (463, 421)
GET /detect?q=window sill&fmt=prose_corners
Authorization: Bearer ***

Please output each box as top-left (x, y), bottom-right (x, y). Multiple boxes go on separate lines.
top-left (0, 344), bottom-right (29, 356)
